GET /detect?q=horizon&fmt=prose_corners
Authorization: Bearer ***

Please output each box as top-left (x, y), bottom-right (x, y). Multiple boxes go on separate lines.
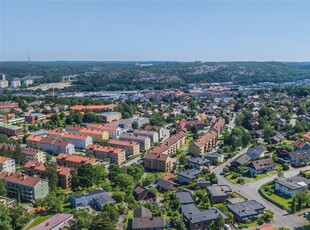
top-left (1, 0), bottom-right (310, 62)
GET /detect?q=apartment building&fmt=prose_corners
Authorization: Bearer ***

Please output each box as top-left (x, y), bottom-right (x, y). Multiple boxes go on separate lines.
top-left (120, 134), bottom-right (151, 151)
top-left (147, 130), bottom-right (187, 156)
top-left (108, 139), bottom-right (140, 157)
top-left (22, 148), bottom-right (46, 163)
top-left (65, 126), bottom-right (109, 142)
top-left (0, 157), bottom-right (15, 173)
top-left (86, 123), bottom-right (122, 139)
top-left (47, 130), bottom-right (93, 149)
top-left (86, 144), bottom-right (126, 165)
top-left (132, 130), bottom-right (159, 144)
top-left (143, 152), bottom-right (172, 172)
top-left (189, 130), bottom-right (218, 157)
top-left (0, 101), bottom-right (19, 112)
top-left (23, 161), bottom-right (71, 189)
top-left (0, 122), bottom-right (23, 136)
top-left (56, 153), bottom-right (99, 170)
top-left (210, 117), bottom-right (226, 135)
top-left (25, 113), bottom-right (46, 123)
top-left (0, 172), bottom-right (49, 201)
top-left (26, 135), bottom-right (75, 155)
top-left (99, 112), bottom-right (122, 123)
top-left (144, 125), bottom-right (168, 139)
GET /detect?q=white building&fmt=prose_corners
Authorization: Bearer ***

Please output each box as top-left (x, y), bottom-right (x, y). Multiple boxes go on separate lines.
top-left (22, 149), bottom-right (46, 163)
top-left (274, 176), bottom-right (310, 197)
top-left (11, 80), bottom-right (21, 88)
top-left (0, 157), bottom-right (15, 173)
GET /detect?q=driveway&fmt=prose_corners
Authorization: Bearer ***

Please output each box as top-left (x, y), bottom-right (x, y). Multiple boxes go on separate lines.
top-left (213, 152), bottom-right (309, 229)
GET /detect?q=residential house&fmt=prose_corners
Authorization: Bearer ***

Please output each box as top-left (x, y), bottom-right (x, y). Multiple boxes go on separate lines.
top-left (206, 185), bottom-right (232, 203)
top-left (69, 188), bottom-right (115, 210)
top-left (246, 146), bottom-right (267, 159)
top-left (151, 178), bottom-right (179, 192)
top-left (143, 152), bottom-right (172, 172)
top-left (204, 153), bottom-right (224, 163)
top-left (182, 204), bottom-right (229, 230)
top-left (173, 191), bottom-right (195, 205)
top-left (0, 156), bottom-right (15, 173)
top-left (108, 139), bottom-right (140, 157)
top-left (31, 213), bottom-right (74, 230)
top-left (288, 149), bottom-right (310, 166)
top-left (188, 157), bottom-right (210, 169)
top-left (0, 172), bottom-right (49, 202)
top-left (270, 134), bottom-right (285, 144)
top-left (304, 131), bottom-right (310, 142)
top-left (133, 184), bottom-right (156, 202)
top-left (86, 144), bottom-right (126, 165)
top-left (274, 175), bottom-right (310, 197)
top-left (132, 206), bottom-right (164, 230)
top-left (230, 154), bottom-right (251, 171)
top-left (177, 169), bottom-right (202, 184)
top-left (247, 158), bottom-right (275, 174)
top-left (294, 140), bottom-right (310, 151)
top-left (227, 200), bottom-right (265, 222)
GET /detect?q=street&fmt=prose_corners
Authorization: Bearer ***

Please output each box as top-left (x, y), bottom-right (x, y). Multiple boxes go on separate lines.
top-left (213, 149), bottom-right (308, 229)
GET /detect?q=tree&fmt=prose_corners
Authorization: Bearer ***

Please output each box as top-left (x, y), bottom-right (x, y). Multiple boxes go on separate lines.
top-left (291, 197), bottom-right (296, 213)
top-left (179, 155), bottom-right (188, 165)
top-left (70, 210), bottom-right (93, 230)
top-left (132, 121), bottom-right (139, 129)
top-left (214, 214), bottom-right (225, 230)
top-left (70, 170), bottom-right (79, 191)
top-left (41, 162), bottom-right (59, 191)
top-left (8, 205), bottom-right (30, 230)
top-left (208, 221), bottom-right (216, 230)
top-left (209, 172), bottom-right (218, 184)
top-left (114, 173), bottom-right (135, 192)
top-left (112, 191), bottom-right (125, 203)
top-left (0, 179), bottom-right (7, 196)
top-left (126, 165), bottom-right (144, 182)
top-left (35, 193), bottom-right (64, 213)
top-left (0, 205), bottom-right (13, 230)
top-left (77, 164), bottom-right (99, 188)
top-left (101, 204), bottom-right (119, 223)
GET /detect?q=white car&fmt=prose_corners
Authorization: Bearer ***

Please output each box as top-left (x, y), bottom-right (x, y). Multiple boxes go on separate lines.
top-left (224, 224), bottom-right (231, 230)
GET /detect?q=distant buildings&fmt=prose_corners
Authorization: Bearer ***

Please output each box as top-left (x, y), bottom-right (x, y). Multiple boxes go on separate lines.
top-left (0, 122), bottom-right (23, 136)
top-left (132, 130), bottom-right (159, 144)
top-left (120, 134), bottom-right (151, 151)
top-left (108, 139), bottom-right (140, 157)
top-left (0, 73), bottom-right (8, 88)
top-left (65, 125), bottom-right (109, 142)
top-left (86, 123), bottom-right (122, 139)
top-left (99, 112), bottom-right (122, 123)
top-left (56, 153), bottom-right (99, 170)
top-left (10, 79), bottom-right (21, 88)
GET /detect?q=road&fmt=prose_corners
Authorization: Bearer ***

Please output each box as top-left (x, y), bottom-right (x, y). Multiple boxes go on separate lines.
top-left (117, 214), bottom-right (125, 230)
top-left (213, 150), bottom-right (308, 229)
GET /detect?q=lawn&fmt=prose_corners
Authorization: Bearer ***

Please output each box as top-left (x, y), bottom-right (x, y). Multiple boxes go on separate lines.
top-left (259, 181), bottom-right (292, 211)
top-left (225, 174), bottom-right (250, 184)
top-left (237, 220), bottom-right (259, 229)
top-left (25, 214), bottom-right (52, 230)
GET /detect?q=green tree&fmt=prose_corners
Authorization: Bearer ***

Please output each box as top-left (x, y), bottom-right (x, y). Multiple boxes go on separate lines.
top-left (70, 210), bottom-right (94, 230)
top-left (8, 205), bottom-right (30, 230)
top-left (126, 165), bottom-right (144, 182)
top-left (112, 191), bottom-right (125, 203)
top-left (214, 214), bottom-right (225, 230)
top-left (114, 173), bottom-right (135, 192)
top-left (132, 121), bottom-right (139, 129)
top-left (0, 179), bottom-right (7, 196)
top-left (291, 197), bottom-right (296, 213)
top-left (0, 205), bottom-right (13, 230)
top-left (41, 162), bottom-right (59, 191)
top-left (179, 155), bottom-right (188, 165)
top-left (35, 193), bottom-right (64, 213)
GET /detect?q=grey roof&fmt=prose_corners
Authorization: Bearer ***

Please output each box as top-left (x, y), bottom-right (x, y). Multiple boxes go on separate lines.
top-left (227, 200), bottom-right (265, 218)
top-left (232, 154), bottom-right (251, 165)
top-left (227, 197), bottom-right (245, 204)
top-left (204, 153), bottom-right (222, 159)
top-left (133, 207), bottom-right (165, 229)
top-left (274, 175), bottom-right (310, 190)
top-left (178, 169), bottom-right (202, 180)
top-left (100, 112), bottom-right (121, 116)
top-left (206, 185), bottom-right (232, 197)
top-left (189, 157), bottom-right (210, 165)
top-left (289, 149), bottom-right (310, 162)
top-left (247, 146), bottom-right (266, 154)
top-left (153, 178), bottom-right (178, 190)
top-left (174, 191), bottom-right (194, 204)
top-left (71, 188), bottom-right (105, 199)
top-left (248, 158), bottom-right (275, 170)
top-left (182, 204), bottom-right (228, 224)
top-left (93, 193), bottom-right (115, 206)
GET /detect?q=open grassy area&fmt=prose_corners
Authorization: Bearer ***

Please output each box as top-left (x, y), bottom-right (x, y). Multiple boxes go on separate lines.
top-left (25, 214), bottom-right (52, 230)
top-left (237, 220), bottom-right (259, 229)
top-left (259, 181), bottom-right (292, 211)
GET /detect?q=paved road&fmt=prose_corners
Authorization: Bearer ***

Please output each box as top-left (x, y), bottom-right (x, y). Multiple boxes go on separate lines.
top-left (122, 156), bottom-right (142, 167)
top-left (117, 214), bottom-right (125, 230)
top-left (213, 150), bottom-right (308, 229)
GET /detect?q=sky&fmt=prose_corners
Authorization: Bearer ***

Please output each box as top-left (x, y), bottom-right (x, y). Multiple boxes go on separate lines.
top-left (0, 0), bottom-right (310, 61)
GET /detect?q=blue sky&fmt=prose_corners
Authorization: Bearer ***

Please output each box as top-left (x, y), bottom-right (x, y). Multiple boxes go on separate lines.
top-left (1, 0), bottom-right (309, 61)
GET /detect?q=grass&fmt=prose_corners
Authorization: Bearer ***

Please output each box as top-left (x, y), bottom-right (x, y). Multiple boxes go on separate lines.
top-left (225, 173), bottom-right (250, 184)
top-left (259, 181), bottom-right (292, 211)
top-left (25, 214), bottom-right (52, 230)
top-left (237, 220), bottom-right (259, 229)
